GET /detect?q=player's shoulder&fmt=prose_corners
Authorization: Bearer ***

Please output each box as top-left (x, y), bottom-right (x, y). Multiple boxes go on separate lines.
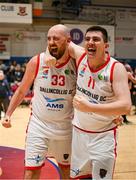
top-left (111, 58), bottom-right (127, 75)
top-left (28, 54), bottom-right (40, 66)
top-left (110, 57), bottom-right (124, 67)
top-left (25, 54), bottom-right (41, 73)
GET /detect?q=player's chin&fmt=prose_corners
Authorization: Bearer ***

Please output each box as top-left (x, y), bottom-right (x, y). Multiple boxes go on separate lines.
top-left (50, 52), bottom-right (58, 58)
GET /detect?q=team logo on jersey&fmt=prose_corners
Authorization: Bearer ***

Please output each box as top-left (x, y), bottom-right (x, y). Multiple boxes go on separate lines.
top-left (98, 73), bottom-right (108, 81)
top-left (71, 168), bottom-right (81, 176)
top-left (98, 73), bottom-right (104, 80)
top-left (42, 66), bottom-right (49, 78)
top-left (71, 70), bottom-right (75, 75)
top-left (27, 155), bottom-right (44, 164)
top-left (79, 63), bottom-right (87, 77)
top-left (44, 96), bottom-right (65, 102)
top-left (63, 154), bottom-right (69, 160)
top-left (64, 69), bottom-right (75, 76)
top-left (65, 69), bottom-right (70, 75)
top-left (44, 96), bottom-right (65, 111)
top-left (99, 169), bottom-right (107, 178)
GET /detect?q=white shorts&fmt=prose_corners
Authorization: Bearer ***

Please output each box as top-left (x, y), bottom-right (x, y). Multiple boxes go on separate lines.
top-left (25, 133), bottom-right (71, 169)
top-left (70, 126), bottom-right (118, 179)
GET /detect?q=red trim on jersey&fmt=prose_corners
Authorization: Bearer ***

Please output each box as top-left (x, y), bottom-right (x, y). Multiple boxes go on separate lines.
top-left (25, 163), bottom-right (45, 170)
top-left (113, 128), bottom-right (117, 157)
top-left (46, 157), bottom-right (70, 167)
top-left (112, 128), bottom-right (117, 179)
top-left (110, 61), bottom-right (119, 83)
top-left (34, 54), bottom-right (40, 79)
top-left (77, 52), bottom-right (87, 68)
top-left (112, 159), bottom-right (116, 179)
top-left (70, 174), bottom-right (92, 179)
top-left (25, 111), bottom-right (32, 134)
top-left (74, 125), bottom-right (117, 133)
top-left (88, 53), bottom-right (110, 73)
top-left (58, 163), bottom-right (70, 167)
top-left (55, 56), bottom-right (71, 68)
top-left (92, 78), bottom-right (95, 89)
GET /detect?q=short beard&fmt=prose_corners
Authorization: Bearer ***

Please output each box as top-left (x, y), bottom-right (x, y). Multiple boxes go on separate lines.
top-left (50, 51), bottom-right (64, 60)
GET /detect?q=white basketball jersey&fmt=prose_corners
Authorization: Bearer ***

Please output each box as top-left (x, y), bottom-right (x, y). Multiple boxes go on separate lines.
top-left (28, 52), bottom-right (76, 139)
top-left (73, 53), bottom-right (119, 132)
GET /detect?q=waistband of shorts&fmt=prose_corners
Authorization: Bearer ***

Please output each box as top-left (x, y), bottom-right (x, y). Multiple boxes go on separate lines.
top-left (74, 125), bottom-right (117, 133)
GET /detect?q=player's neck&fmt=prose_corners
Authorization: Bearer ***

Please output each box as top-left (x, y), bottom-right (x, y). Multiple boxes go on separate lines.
top-left (57, 50), bottom-right (69, 65)
top-left (88, 53), bottom-right (108, 70)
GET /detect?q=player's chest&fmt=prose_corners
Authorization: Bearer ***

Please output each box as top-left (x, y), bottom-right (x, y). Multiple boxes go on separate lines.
top-left (37, 66), bottom-right (76, 88)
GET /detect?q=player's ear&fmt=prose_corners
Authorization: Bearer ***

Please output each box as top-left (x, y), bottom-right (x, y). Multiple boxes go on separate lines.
top-left (67, 36), bottom-right (71, 43)
top-left (105, 43), bottom-right (109, 49)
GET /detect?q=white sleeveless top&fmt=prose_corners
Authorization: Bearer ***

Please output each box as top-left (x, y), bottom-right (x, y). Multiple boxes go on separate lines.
top-left (72, 53), bottom-right (119, 132)
top-left (30, 52), bottom-right (76, 139)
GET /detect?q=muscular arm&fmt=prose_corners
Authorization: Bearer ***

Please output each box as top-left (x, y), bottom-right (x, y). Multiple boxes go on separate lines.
top-left (2, 56), bottom-right (38, 128)
top-left (68, 42), bottom-right (85, 65)
top-left (45, 41), bottom-right (85, 66)
top-left (73, 63), bottom-right (131, 116)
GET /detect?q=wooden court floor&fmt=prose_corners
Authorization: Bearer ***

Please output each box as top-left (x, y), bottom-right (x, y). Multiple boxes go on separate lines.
top-left (0, 106), bottom-right (136, 180)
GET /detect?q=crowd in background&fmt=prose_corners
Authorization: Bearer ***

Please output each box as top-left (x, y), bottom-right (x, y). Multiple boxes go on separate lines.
top-left (0, 60), bottom-right (26, 86)
top-left (0, 60), bottom-right (32, 119)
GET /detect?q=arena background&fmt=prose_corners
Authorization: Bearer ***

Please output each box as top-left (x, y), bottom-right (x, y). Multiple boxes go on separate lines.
top-left (0, 0), bottom-right (136, 179)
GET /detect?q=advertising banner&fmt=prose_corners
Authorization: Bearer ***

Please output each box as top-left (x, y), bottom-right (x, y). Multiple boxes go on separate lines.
top-left (12, 31), bottom-right (46, 56)
top-left (0, 34), bottom-right (11, 59)
top-left (0, 3), bottom-right (32, 24)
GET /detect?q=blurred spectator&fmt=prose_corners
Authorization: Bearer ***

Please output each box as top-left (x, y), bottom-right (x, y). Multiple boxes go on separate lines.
top-left (128, 70), bottom-right (136, 84)
top-left (10, 81), bottom-right (20, 94)
top-left (0, 60), bottom-right (32, 108)
top-left (11, 60), bottom-right (17, 67)
top-left (6, 65), bottom-right (16, 83)
top-left (128, 67), bottom-right (136, 115)
top-left (0, 70), bottom-right (11, 120)
top-left (14, 64), bottom-right (24, 82)
top-left (0, 60), bottom-right (8, 73)
top-left (123, 63), bottom-right (133, 124)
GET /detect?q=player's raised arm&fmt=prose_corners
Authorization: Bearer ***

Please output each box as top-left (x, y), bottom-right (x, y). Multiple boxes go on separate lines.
top-left (45, 47), bottom-right (57, 67)
top-left (68, 41), bottom-right (85, 65)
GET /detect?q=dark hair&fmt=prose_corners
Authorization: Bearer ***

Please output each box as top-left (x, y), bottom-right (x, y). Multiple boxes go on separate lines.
top-left (85, 26), bottom-right (108, 43)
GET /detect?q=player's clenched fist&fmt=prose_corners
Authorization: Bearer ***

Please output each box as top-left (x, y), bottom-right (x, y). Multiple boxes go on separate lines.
top-left (112, 116), bottom-right (123, 126)
top-left (45, 57), bottom-right (57, 67)
top-left (1, 115), bottom-right (11, 128)
top-left (73, 95), bottom-right (91, 112)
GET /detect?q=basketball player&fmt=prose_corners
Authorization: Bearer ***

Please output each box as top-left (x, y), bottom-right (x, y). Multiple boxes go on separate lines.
top-left (122, 63), bottom-right (136, 124)
top-left (46, 26), bottom-right (131, 179)
top-left (124, 63), bottom-right (136, 84)
top-left (70, 26), bottom-right (131, 180)
top-left (1, 24), bottom-right (77, 179)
